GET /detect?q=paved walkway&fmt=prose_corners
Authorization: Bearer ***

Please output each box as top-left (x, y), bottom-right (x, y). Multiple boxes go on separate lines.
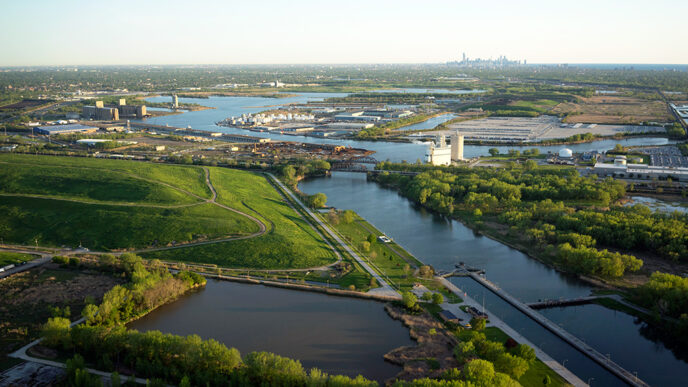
top-left (267, 173), bottom-right (400, 299)
top-left (439, 277), bottom-right (587, 387)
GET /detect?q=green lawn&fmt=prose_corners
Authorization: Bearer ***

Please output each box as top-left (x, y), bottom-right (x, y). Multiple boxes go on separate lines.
top-left (0, 251), bottom-right (35, 267)
top-left (0, 163), bottom-right (197, 205)
top-left (142, 168), bottom-right (338, 269)
top-left (0, 153), bottom-right (212, 199)
top-left (0, 196), bottom-right (257, 250)
top-left (0, 155), bottom-right (256, 250)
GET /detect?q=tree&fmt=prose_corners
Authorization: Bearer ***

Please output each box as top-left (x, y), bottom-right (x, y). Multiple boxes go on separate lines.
top-left (82, 304), bottom-right (98, 325)
top-left (421, 292), bottom-right (433, 302)
top-left (308, 193), bottom-right (327, 208)
top-left (512, 344), bottom-right (535, 363)
top-left (543, 375), bottom-right (551, 386)
top-left (471, 317), bottom-right (486, 331)
top-left (524, 160), bottom-right (537, 170)
top-left (342, 210), bottom-right (355, 224)
top-left (42, 317), bottom-right (71, 348)
top-left (361, 241), bottom-right (371, 252)
top-left (367, 233), bottom-right (376, 244)
top-left (432, 292), bottom-right (444, 305)
top-left (489, 148), bottom-right (500, 157)
top-left (495, 353), bottom-right (529, 379)
top-left (464, 359), bottom-right (495, 384)
top-left (402, 291), bottom-right (418, 310)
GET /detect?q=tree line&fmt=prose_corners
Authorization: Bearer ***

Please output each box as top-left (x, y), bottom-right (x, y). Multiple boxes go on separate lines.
top-left (371, 164), bottom-right (687, 278)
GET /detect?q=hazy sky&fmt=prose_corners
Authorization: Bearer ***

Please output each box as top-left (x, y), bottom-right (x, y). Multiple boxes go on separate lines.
top-left (1, 0), bottom-right (687, 66)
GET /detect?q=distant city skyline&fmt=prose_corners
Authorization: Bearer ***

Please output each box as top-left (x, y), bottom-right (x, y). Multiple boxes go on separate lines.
top-left (1, 0), bottom-right (687, 66)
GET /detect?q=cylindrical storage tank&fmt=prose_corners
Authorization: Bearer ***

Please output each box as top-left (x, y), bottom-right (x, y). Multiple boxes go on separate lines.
top-left (559, 148), bottom-right (573, 158)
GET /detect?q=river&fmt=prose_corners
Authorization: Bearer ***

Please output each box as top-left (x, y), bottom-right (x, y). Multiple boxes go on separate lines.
top-left (135, 93), bottom-right (688, 385)
top-left (129, 280), bottom-right (412, 382)
top-left (299, 172), bottom-right (688, 386)
top-left (139, 94), bottom-right (674, 163)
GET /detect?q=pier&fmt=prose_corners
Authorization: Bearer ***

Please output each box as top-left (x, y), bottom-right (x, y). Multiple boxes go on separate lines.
top-left (468, 272), bottom-right (650, 387)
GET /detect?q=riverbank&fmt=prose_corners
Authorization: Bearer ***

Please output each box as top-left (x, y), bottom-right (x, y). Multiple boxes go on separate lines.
top-left (383, 304), bottom-right (459, 381)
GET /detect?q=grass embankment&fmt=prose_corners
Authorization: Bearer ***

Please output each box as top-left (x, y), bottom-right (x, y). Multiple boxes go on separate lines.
top-left (0, 154), bottom-right (258, 250)
top-left (0, 251), bottom-right (35, 267)
top-left (320, 210), bottom-right (461, 301)
top-left (143, 168), bottom-right (338, 269)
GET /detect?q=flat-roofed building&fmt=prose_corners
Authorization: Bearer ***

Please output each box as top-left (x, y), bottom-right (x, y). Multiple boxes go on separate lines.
top-left (35, 124), bottom-right (99, 135)
top-left (222, 134), bottom-right (271, 143)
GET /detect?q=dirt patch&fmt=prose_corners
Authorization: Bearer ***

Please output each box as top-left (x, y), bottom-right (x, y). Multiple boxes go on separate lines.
top-left (0, 265), bottom-right (121, 361)
top-left (384, 305), bottom-right (459, 382)
top-left (552, 95), bottom-right (671, 124)
top-left (2, 265), bottom-right (120, 306)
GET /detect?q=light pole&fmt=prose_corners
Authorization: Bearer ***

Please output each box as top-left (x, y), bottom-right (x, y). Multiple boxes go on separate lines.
top-left (562, 359), bottom-right (568, 368)
top-left (587, 377), bottom-right (594, 386)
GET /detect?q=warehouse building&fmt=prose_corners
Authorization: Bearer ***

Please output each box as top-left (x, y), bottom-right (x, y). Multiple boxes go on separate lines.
top-left (593, 162), bottom-right (688, 182)
top-left (222, 134), bottom-right (271, 143)
top-left (35, 124), bottom-right (99, 135)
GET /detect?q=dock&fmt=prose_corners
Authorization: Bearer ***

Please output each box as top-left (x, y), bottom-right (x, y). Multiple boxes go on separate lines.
top-left (468, 272), bottom-right (650, 387)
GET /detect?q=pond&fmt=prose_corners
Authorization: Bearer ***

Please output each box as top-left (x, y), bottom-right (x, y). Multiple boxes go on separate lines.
top-left (128, 280), bottom-right (413, 382)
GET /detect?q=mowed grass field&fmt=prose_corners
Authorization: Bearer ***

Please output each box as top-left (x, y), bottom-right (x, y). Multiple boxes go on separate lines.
top-left (0, 154), bottom-right (336, 269)
top-left (143, 168), bottom-right (338, 269)
top-left (0, 154), bottom-right (255, 250)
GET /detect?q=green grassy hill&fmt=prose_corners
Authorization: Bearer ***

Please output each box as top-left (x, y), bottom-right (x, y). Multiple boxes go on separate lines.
top-left (0, 154), bottom-right (337, 269)
top-left (142, 168), bottom-right (338, 269)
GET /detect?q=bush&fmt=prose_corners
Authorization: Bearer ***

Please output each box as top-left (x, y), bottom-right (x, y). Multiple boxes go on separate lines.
top-left (52, 255), bottom-right (69, 265)
top-left (432, 293), bottom-right (444, 305)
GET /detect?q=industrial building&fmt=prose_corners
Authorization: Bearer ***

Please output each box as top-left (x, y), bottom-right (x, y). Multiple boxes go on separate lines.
top-left (426, 131), bottom-right (464, 165)
top-left (116, 99), bottom-right (146, 119)
top-left (362, 109), bottom-right (414, 119)
top-left (593, 161), bottom-right (688, 182)
top-left (82, 99), bottom-right (146, 121)
top-left (450, 131), bottom-right (464, 161)
top-left (334, 112), bottom-right (380, 122)
top-left (222, 134), bottom-right (271, 143)
top-left (34, 124), bottom-right (99, 135)
top-left (172, 95), bottom-right (179, 108)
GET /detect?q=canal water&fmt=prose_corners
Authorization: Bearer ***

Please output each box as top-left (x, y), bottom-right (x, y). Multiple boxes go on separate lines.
top-left (136, 93), bottom-right (688, 385)
top-left (299, 172), bottom-right (688, 387)
top-left (128, 280), bottom-right (412, 382)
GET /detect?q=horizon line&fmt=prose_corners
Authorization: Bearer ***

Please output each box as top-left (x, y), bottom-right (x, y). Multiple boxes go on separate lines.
top-left (1, 62), bottom-right (688, 68)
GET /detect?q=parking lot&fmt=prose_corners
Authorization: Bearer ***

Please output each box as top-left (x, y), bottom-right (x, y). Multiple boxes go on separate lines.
top-left (636, 146), bottom-right (688, 168)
